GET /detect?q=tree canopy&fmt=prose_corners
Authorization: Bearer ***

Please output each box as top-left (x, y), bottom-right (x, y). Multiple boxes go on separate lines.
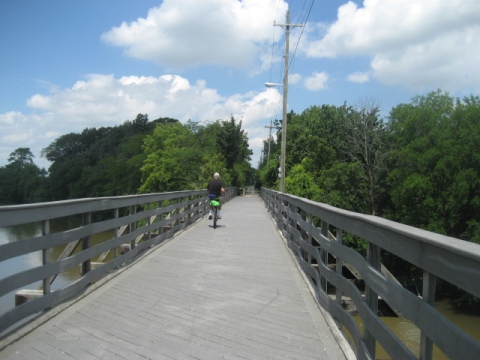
top-left (140, 117), bottom-right (252, 193)
top-left (0, 114), bottom-right (253, 204)
top-left (257, 90), bottom-right (480, 244)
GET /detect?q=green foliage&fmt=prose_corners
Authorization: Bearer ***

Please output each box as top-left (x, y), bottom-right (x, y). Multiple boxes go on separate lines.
top-left (286, 105), bottom-right (345, 174)
top-left (197, 154), bottom-right (231, 189)
top-left (38, 114), bottom-right (170, 200)
top-left (0, 148), bottom-right (48, 204)
top-left (8, 147), bottom-right (35, 166)
top-left (452, 293), bottom-right (480, 314)
top-left (139, 117), bottom-right (252, 193)
top-left (215, 116), bottom-right (253, 186)
top-left (318, 161), bottom-right (370, 213)
top-left (463, 220), bottom-right (480, 245)
top-left (343, 234), bottom-right (368, 257)
top-left (285, 162), bottom-right (323, 201)
top-left (100, 133), bottom-right (147, 195)
top-left (140, 122), bottom-right (202, 192)
top-left (257, 157), bottom-right (280, 189)
top-left (261, 103), bottom-right (383, 215)
top-left (387, 90), bottom-right (480, 239)
top-left (0, 113), bottom-right (252, 203)
top-left (341, 99), bottom-right (387, 215)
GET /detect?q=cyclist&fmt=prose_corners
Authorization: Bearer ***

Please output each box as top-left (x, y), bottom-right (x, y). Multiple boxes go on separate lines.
top-left (207, 172), bottom-right (225, 220)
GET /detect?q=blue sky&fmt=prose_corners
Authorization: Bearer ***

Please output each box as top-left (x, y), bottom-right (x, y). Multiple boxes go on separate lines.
top-left (1, 0), bottom-right (479, 170)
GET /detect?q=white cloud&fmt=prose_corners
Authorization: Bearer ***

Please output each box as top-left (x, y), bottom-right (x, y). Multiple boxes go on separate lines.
top-left (0, 112), bottom-right (41, 166)
top-left (301, 0), bottom-right (480, 93)
top-left (0, 73), bottom-right (279, 169)
top-left (289, 73), bottom-right (302, 85)
top-left (26, 94), bottom-right (52, 110)
top-left (347, 72), bottom-right (369, 83)
top-left (101, 0), bottom-right (288, 71)
top-left (304, 72), bottom-right (328, 91)
top-left (0, 111), bottom-right (23, 126)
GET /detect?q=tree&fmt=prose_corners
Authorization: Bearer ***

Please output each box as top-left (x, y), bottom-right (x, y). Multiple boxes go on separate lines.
top-left (386, 90), bottom-right (480, 239)
top-left (341, 98), bottom-right (387, 215)
top-left (101, 133), bottom-right (147, 195)
top-left (283, 105), bottom-right (347, 183)
top-left (0, 148), bottom-right (48, 204)
top-left (285, 162), bottom-right (323, 201)
top-left (42, 114), bottom-right (161, 199)
top-left (8, 148), bottom-right (35, 166)
top-left (215, 116), bottom-right (252, 186)
top-left (318, 161), bottom-right (369, 212)
top-left (140, 122), bottom-right (202, 192)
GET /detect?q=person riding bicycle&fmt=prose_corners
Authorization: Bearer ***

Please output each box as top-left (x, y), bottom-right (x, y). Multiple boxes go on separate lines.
top-left (207, 172), bottom-right (225, 220)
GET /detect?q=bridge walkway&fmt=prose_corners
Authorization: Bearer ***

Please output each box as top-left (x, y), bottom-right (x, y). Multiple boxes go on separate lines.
top-left (0, 195), bottom-right (352, 359)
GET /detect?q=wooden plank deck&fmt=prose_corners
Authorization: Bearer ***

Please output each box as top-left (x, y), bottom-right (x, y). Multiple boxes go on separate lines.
top-left (0, 195), bottom-right (353, 360)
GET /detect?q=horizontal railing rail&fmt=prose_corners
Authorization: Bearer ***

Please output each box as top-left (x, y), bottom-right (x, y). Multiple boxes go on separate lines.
top-left (261, 188), bottom-right (480, 360)
top-left (0, 188), bottom-right (236, 336)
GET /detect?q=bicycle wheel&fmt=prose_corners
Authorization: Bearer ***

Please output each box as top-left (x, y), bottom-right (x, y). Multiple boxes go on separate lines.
top-left (213, 207), bottom-right (217, 229)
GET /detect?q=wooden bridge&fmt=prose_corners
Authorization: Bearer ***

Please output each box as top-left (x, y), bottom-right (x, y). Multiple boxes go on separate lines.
top-left (0, 194), bottom-right (351, 359)
top-left (1, 189), bottom-right (480, 359)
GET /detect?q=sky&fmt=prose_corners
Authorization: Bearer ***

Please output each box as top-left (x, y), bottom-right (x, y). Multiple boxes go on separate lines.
top-left (1, 0), bottom-right (479, 170)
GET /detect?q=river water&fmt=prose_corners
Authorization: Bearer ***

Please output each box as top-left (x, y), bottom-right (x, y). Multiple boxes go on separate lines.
top-left (350, 301), bottom-right (480, 359)
top-left (0, 218), bottom-right (114, 320)
top-left (1, 223), bottom-right (479, 358)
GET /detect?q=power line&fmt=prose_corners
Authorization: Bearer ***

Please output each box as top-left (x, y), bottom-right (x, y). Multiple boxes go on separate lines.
top-left (288, 0), bottom-right (314, 74)
top-left (262, 1), bottom-right (312, 169)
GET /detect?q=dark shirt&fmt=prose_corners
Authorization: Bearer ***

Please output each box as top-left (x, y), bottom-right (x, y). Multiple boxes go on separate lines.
top-left (207, 179), bottom-right (224, 197)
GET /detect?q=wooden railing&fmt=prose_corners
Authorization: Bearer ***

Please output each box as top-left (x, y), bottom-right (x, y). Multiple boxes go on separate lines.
top-left (261, 188), bottom-right (480, 360)
top-left (0, 188), bottom-right (236, 336)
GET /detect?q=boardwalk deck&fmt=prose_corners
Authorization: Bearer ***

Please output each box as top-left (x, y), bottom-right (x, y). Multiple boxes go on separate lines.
top-left (0, 195), bottom-right (353, 359)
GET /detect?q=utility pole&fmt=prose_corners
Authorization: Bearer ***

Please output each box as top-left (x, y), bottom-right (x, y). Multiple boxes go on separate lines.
top-left (275, 10), bottom-right (303, 193)
top-left (264, 120), bottom-right (280, 168)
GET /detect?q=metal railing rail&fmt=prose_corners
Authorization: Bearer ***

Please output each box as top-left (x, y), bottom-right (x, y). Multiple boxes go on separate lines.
top-left (261, 188), bottom-right (480, 360)
top-left (0, 188), bottom-right (236, 336)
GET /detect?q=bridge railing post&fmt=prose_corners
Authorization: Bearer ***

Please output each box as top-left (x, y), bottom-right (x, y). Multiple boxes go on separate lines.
top-left (81, 212), bottom-right (92, 275)
top-left (420, 271), bottom-right (436, 360)
top-left (158, 201), bottom-right (164, 235)
top-left (275, 194), bottom-right (280, 228)
top-left (335, 229), bottom-right (343, 311)
top-left (320, 220), bottom-right (329, 292)
top-left (301, 210), bottom-right (312, 265)
top-left (282, 197), bottom-right (289, 238)
top-left (147, 202), bottom-right (152, 241)
top-left (113, 208), bottom-right (119, 259)
top-left (288, 202), bottom-right (296, 246)
top-left (42, 219), bottom-right (51, 295)
top-left (364, 242), bottom-right (380, 358)
top-left (130, 205), bottom-right (136, 251)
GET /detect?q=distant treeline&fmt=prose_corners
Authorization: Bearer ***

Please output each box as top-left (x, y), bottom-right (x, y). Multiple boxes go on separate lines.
top-left (0, 114), bottom-right (253, 204)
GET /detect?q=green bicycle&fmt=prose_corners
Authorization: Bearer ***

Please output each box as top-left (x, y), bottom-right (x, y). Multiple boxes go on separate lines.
top-left (210, 198), bottom-right (221, 229)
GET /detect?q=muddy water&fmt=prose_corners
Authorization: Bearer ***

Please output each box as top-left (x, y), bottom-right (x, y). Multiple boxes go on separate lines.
top-left (0, 218), bottom-right (114, 316)
top-left (350, 301), bottom-right (480, 359)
